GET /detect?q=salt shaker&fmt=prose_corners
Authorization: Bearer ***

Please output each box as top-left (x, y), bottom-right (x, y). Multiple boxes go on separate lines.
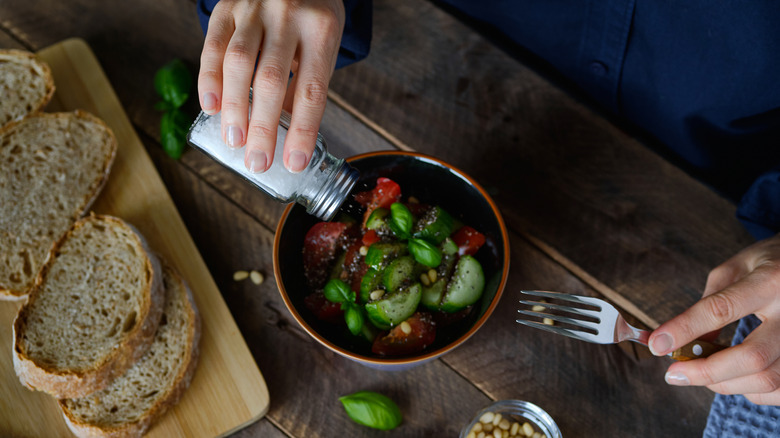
top-left (186, 109), bottom-right (359, 221)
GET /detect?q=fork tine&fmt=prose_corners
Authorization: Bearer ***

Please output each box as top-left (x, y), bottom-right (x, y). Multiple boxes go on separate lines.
top-left (518, 299), bottom-right (602, 320)
top-left (520, 290), bottom-right (608, 309)
top-left (516, 309), bottom-right (600, 332)
top-left (515, 318), bottom-right (602, 343)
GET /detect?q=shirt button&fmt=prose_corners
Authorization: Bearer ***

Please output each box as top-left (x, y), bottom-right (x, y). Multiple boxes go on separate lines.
top-left (589, 61), bottom-right (608, 76)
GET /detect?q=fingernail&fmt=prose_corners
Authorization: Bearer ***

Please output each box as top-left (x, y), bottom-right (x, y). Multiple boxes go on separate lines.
top-left (202, 92), bottom-right (217, 113)
top-left (226, 125), bottom-right (243, 148)
top-left (665, 371), bottom-right (690, 386)
top-left (247, 150), bottom-right (268, 173)
top-left (650, 333), bottom-right (673, 356)
top-left (287, 150), bottom-right (308, 173)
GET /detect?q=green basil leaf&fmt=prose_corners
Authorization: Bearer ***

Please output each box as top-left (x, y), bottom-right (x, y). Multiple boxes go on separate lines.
top-left (324, 278), bottom-right (353, 304)
top-left (154, 59), bottom-right (192, 109)
top-left (339, 391), bottom-right (402, 430)
top-left (388, 203), bottom-right (413, 239)
top-left (160, 108), bottom-right (190, 160)
top-left (408, 238), bottom-right (442, 267)
top-left (344, 304), bottom-right (364, 336)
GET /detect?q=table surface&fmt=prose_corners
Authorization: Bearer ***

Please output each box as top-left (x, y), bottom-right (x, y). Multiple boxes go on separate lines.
top-left (0, 0), bottom-right (756, 436)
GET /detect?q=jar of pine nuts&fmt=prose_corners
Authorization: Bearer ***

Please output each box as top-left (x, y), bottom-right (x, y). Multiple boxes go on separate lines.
top-left (459, 400), bottom-right (561, 438)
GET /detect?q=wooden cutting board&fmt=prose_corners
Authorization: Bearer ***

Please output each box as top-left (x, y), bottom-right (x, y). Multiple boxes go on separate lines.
top-left (0, 38), bottom-right (269, 437)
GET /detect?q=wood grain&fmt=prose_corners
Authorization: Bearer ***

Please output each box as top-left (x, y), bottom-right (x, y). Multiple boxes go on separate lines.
top-left (0, 38), bottom-right (268, 438)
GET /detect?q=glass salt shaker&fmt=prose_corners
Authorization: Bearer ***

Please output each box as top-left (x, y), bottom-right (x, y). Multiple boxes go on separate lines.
top-left (186, 109), bottom-right (359, 221)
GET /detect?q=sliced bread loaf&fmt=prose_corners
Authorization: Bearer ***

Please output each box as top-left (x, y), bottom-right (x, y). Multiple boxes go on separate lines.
top-left (60, 260), bottom-right (201, 438)
top-left (0, 110), bottom-right (117, 300)
top-left (13, 214), bottom-right (164, 399)
top-left (0, 49), bottom-right (55, 128)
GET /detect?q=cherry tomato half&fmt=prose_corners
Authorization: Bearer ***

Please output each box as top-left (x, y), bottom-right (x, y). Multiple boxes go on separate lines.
top-left (303, 222), bottom-right (349, 287)
top-left (372, 312), bottom-right (437, 356)
top-left (451, 225), bottom-right (486, 256)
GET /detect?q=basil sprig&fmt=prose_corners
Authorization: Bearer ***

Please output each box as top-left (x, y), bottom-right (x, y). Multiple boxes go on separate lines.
top-left (339, 391), bottom-right (403, 430)
top-left (388, 203), bottom-right (413, 239)
top-left (387, 203), bottom-right (443, 268)
top-left (408, 238), bottom-right (442, 267)
top-left (324, 279), bottom-right (364, 335)
top-left (154, 59), bottom-right (192, 159)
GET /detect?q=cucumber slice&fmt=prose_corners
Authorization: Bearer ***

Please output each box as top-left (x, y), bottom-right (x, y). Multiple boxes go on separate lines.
top-left (366, 207), bottom-right (389, 231)
top-left (440, 255), bottom-right (485, 312)
top-left (359, 267), bottom-right (384, 303)
top-left (365, 242), bottom-right (407, 269)
top-left (420, 279), bottom-right (446, 310)
top-left (413, 206), bottom-right (454, 244)
top-left (382, 255), bottom-right (416, 291)
top-left (441, 237), bottom-right (458, 256)
top-left (365, 283), bottom-right (422, 328)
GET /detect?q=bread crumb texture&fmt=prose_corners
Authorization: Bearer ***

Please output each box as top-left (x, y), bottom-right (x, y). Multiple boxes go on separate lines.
top-left (62, 263), bottom-right (199, 429)
top-left (21, 218), bottom-right (149, 370)
top-left (0, 52), bottom-right (50, 127)
top-left (0, 112), bottom-right (115, 296)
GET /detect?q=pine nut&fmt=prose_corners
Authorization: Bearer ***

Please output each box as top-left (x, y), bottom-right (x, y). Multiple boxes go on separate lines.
top-left (233, 270), bottom-right (249, 281)
top-left (427, 269), bottom-right (437, 282)
top-left (370, 289), bottom-right (385, 301)
top-left (522, 422), bottom-right (534, 436)
top-left (467, 433), bottom-right (476, 438)
top-left (532, 433), bottom-right (542, 438)
top-left (492, 413), bottom-right (502, 426)
top-left (510, 422), bottom-right (520, 435)
top-left (477, 432), bottom-right (485, 438)
top-left (250, 270), bottom-right (264, 285)
top-left (472, 423), bottom-right (483, 433)
top-left (359, 245), bottom-right (368, 256)
top-left (493, 429), bottom-right (502, 438)
top-left (420, 273), bottom-right (431, 286)
top-left (400, 321), bottom-right (412, 334)
top-left (531, 304), bottom-right (545, 312)
top-left (483, 424), bottom-right (493, 432)
top-left (542, 318), bottom-right (554, 326)
top-left (479, 412), bottom-right (495, 424)
top-left (499, 419), bottom-right (510, 430)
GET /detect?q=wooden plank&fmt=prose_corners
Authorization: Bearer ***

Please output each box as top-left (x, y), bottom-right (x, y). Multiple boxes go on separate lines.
top-left (327, 0), bottom-right (756, 326)
top-left (0, 38), bottom-right (269, 437)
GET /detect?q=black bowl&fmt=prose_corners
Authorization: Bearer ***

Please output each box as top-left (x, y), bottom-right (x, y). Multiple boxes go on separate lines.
top-left (274, 151), bottom-right (509, 369)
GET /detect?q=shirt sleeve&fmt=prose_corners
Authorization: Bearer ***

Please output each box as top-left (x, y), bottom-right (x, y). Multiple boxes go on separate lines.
top-left (736, 167), bottom-right (780, 240)
top-left (196, 0), bottom-right (372, 69)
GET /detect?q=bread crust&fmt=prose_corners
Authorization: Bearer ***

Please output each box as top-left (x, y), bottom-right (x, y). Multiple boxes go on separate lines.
top-left (59, 262), bottom-right (202, 438)
top-left (0, 110), bottom-right (117, 300)
top-left (0, 49), bottom-right (55, 127)
top-left (12, 215), bottom-right (164, 399)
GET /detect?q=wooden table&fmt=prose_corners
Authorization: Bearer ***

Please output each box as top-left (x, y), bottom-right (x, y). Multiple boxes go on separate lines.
top-left (0, 0), bottom-right (756, 436)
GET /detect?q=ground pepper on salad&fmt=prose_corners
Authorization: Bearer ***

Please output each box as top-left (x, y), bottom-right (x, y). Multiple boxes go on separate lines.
top-left (302, 177), bottom-right (487, 356)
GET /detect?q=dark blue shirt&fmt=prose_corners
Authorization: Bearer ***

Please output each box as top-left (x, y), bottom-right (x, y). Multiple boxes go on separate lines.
top-left (436, 0), bottom-right (780, 240)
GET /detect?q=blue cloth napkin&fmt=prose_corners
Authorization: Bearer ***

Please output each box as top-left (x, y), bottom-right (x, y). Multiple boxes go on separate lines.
top-left (703, 315), bottom-right (780, 437)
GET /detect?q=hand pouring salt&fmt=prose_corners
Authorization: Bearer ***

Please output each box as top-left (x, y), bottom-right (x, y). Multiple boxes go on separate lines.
top-left (186, 109), bottom-right (359, 221)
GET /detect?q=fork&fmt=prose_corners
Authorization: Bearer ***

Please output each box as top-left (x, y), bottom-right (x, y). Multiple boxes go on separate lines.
top-left (516, 290), bottom-right (726, 361)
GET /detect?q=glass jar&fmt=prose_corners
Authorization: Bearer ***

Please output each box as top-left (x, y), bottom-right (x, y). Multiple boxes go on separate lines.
top-left (460, 400), bottom-right (562, 438)
top-left (186, 109), bottom-right (359, 221)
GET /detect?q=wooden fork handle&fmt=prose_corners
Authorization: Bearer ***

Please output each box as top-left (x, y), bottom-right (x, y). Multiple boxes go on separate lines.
top-left (670, 339), bottom-right (727, 361)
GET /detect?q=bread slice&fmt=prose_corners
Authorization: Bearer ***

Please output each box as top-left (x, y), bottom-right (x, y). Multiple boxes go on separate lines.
top-left (13, 214), bottom-right (164, 399)
top-left (60, 260), bottom-right (201, 438)
top-left (0, 110), bottom-right (117, 300)
top-left (0, 49), bottom-right (55, 128)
